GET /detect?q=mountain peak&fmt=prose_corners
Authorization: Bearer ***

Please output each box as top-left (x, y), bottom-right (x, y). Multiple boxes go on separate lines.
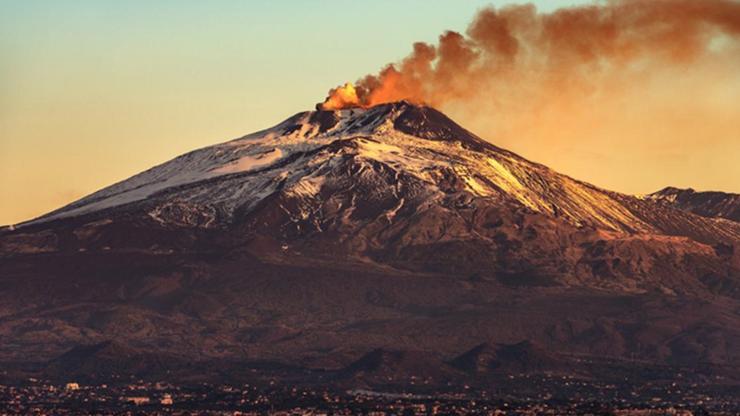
top-left (14, 102), bottom-right (740, 249)
top-left (297, 101), bottom-right (498, 152)
top-left (18, 101), bottom-right (511, 227)
top-left (648, 186), bottom-right (740, 222)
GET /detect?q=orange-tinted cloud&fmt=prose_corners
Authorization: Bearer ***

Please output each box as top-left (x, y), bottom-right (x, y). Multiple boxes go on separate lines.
top-left (321, 0), bottom-right (740, 109)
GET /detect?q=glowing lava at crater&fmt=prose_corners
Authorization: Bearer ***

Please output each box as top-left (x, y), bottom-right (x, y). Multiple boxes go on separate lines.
top-left (318, 83), bottom-right (362, 110)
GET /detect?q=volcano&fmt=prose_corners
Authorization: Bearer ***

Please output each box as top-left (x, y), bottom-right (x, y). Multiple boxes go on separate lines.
top-left (1, 102), bottom-right (739, 386)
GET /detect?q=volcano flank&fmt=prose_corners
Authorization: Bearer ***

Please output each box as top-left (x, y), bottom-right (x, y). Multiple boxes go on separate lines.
top-left (1, 102), bottom-right (739, 388)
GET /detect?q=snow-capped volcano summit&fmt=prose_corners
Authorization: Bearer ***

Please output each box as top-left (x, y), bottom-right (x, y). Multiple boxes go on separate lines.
top-left (29, 101), bottom-right (512, 225)
top-left (24, 101), bottom-right (740, 245)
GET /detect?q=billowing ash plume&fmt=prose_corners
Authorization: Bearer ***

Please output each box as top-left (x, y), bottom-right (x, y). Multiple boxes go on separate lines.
top-left (319, 0), bottom-right (740, 110)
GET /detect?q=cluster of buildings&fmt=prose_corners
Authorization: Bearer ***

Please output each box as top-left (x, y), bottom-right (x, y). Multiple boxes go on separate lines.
top-left (0, 376), bottom-right (738, 415)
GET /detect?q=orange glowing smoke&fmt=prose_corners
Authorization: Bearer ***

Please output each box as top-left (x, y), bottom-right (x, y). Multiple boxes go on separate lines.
top-left (320, 82), bottom-right (361, 110)
top-left (319, 0), bottom-right (740, 111)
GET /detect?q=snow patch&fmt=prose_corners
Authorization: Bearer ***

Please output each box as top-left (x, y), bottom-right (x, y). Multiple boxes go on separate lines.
top-left (286, 175), bottom-right (327, 199)
top-left (356, 139), bottom-right (403, 160)
top-left (211, 148), bottom-right (283, 174)
top-left (486, 157), bottom-right (525, 193)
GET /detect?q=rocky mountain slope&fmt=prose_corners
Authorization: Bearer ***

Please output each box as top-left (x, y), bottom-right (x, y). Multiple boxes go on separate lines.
top-left (648, 187), bottom-right (740, 223)
top-left (1, 102), bottom-right (739, 386)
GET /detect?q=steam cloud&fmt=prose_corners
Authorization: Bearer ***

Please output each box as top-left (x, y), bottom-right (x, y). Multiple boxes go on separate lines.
top-left (321, 0), bottom-right (740, 110)
top-left (320, 0), bottom-right (740, 194)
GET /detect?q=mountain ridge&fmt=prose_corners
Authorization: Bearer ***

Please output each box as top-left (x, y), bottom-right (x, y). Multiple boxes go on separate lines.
top-left (648, 186), bottom-right (740, 223)
top-left (12, 102), bottom-right (740, 245)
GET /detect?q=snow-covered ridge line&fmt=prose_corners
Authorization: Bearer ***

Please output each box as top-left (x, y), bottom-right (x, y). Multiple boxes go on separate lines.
top-left (16, 101), bottom-right (739, 243)
top-left (19, 103), bottom-right (426, 226)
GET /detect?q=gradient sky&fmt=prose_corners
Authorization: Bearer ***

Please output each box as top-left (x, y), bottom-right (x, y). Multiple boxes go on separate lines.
top-left (1, 0), bottom-right (737, 225)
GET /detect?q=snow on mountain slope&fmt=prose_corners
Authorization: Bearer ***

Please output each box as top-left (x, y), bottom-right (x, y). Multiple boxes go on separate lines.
top-left (21, 102), bottom-right (740, 245)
